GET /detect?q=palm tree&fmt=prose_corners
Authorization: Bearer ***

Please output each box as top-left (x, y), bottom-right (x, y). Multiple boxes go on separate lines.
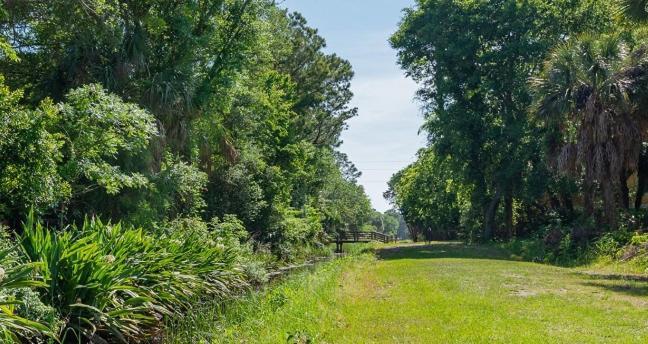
top-left (618, 0), bottom-right (648, 23)
top-left (532, 33), bottom-right (648, 226)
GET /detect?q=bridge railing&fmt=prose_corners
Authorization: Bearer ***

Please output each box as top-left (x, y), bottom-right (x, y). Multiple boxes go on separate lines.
top-left (335, 231), bottom-right (396, 244)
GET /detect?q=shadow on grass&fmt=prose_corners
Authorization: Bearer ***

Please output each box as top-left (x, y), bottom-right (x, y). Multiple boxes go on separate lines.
top-left (377, 242), bottom-right (648, 303)
top-left (578, 273), bottom-right (648, 298)
top-left (576, 272), bottom-right (648, 282)
top-left (581, 281), bottom-right (648, 298)
top-left (377, 242), bottom-right (514, 261)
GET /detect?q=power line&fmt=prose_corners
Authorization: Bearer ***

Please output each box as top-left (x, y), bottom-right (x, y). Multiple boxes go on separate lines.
top-left (360, 169), bottom-right (402, 171)
top-left (354, 161), bottom-right (414, 163)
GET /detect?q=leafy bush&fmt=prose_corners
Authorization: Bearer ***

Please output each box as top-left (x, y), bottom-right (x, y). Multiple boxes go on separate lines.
top-left (268, 206), bottom-right (326, 262)
top-left (593, 233), bottom-right (622, 258)
top-left (161, 215), bottom-right (274, 285)
top-left (124, 157), bottom-right (209, 228)
top-left (149, 157), bottom-right (208, 223)
top-left (0, 79), bottom-right (69, 221)
top-left (630, 233), bottom-right (648, 246)
top-left (19, 216), bottom-right (156, 342)
top-left (212, 214), bottom-right (248, 245)
top-left (56, 84), bottom-right (157, 196)
top-left (1, 83), bottom-right (159, 224)
top-left (620, 233), bottom-right (648, 271)
top-left (503, 211), bottom-right (648, 269)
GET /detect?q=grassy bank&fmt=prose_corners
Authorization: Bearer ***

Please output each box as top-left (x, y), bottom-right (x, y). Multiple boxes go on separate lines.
top-left (164, 246), bottom-right (375, 343)
top-left (164, 242), bottom-right (647, 343)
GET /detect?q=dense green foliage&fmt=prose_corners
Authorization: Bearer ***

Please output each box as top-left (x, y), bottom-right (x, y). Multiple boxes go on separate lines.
top-left (0, 0), bottom-right (377, 341)
top-left (0, 238), bottom-right (54, 342)
top-left (18, 213), bottom-right (247, 342)
top-left (367, 210), bottom-right (400, 236)
top-left (4, 0), bottom-right (648, 341)
top-left (386, 149), bottom-right (461, 240)
top-left (387, 0), bottom-right (648, 266)
top-left (0, 1), bottom-right (373, 243)
top-left (389, 0), bottom-right (614, 240)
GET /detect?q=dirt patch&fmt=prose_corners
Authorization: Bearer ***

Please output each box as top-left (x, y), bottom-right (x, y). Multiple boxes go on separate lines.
top-left (511, 289), bottom-right (538, 297)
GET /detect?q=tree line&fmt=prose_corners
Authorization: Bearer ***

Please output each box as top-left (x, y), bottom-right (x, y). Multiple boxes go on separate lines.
top-left (0, 1), bottom-right (384, 342)
top-left (0, 1), bottom-right (380, 251)
top-left (387, 0), bottom-right (648, 252)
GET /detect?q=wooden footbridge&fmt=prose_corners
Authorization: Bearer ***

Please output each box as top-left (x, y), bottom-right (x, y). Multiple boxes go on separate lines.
top-left (334, 231), bottom-right (397, 252)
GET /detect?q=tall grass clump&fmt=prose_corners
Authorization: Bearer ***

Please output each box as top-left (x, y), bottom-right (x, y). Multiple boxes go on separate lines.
top-left (0, 245), bottom-right (54, 343)
top-left (164, 254), bottom-right (358, 344)
top-left (18, 213), bottom-right (247, 343)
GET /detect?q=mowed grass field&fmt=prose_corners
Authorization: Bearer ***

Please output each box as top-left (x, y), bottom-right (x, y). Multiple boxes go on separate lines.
top-left (166, 243), bottom-right (648, 343)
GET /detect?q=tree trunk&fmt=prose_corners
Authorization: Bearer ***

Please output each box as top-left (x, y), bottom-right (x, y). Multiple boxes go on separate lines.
top-left (504, 195), bottom-right (514, 239)
top-left (583, 178), bottom-right (595, 219)
top-left (549, 195), bottom-right (561, 211)
top-left (483, 188), bottom-right (502, 241)
top-left (620, 171), bottom-right (630, 210)
top-left (601, 181), bottom-right (618, 228)
top-left (563, 194), bottom-right (574, 217)
top-left (408, 224), bottom-right (419, 242)
top-left (635, 148), bottom-right (648, 209)
top-left (636, 173), bottom-right (646, 210)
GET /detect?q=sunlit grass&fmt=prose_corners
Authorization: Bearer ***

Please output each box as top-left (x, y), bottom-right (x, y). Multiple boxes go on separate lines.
top-left (164, 244), bottom-right (374, 343)
top-left (166, 242), bottom-right (648, 343)
top-left (332, 243), bottom-right (647, 343)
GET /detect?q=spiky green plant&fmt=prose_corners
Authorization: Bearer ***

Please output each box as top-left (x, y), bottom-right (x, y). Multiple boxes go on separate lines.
top-left (18, 212), bottom-right (247, 343)
top-left (19, 215), bottom-right (155, 342)
top-left (0, 247), bottom-right (54, 343)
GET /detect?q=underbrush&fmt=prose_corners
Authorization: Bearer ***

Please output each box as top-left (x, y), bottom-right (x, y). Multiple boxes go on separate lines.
top-left (499, 212), bottom-right (648, 274)
top-left (0, 213), bottom-right (336, 343)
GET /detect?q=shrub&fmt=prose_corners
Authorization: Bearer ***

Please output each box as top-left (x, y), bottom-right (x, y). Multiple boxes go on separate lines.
top-left (630, 233), bottom-right (648, 246)
top-left (17, 213), bottom-right (247, 343)
top-left (0, 239), bottom-right (54, 342)
top-left (620, 233), bottom-right (648, 270)
top-left (594, 233), bottom-right (622, 258)
top-left (268, 206), bottom-right (326, 262)
top-left (56, 84), bottom-right (157, 196)
top-left (0, 80), bottom-right (69, 222)
top-left (160, 215), bottom-right (274, 285)
top-left (157, 157), bottom-right (208, 219)
top-left (19, 216), bottom-right (156, 342)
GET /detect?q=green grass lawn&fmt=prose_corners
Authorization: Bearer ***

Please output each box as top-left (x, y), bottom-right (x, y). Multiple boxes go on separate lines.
top-left (166, 242), bottom-right (648, 343)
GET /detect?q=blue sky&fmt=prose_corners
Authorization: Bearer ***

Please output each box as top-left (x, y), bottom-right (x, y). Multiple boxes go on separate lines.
top-left (281, 0), bottom-right (425, 211)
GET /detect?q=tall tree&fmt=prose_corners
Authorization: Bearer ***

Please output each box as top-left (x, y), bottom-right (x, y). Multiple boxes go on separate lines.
top-left (0, 0), bottom-right (260, 155)
top-left (386, 149), bottom-right (461, 240)
top-left (0, 2), bottom-right (373, 253)
top-left (391, 0), bottom-right (611, 239)
top-left (619, 0), bottom-right (648, 22)
top-left (532, 33), bottom-right (648, 225)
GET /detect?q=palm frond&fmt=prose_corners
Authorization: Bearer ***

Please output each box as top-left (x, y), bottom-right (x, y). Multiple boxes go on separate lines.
top-left (618, 0), bottom-right (648, 23)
